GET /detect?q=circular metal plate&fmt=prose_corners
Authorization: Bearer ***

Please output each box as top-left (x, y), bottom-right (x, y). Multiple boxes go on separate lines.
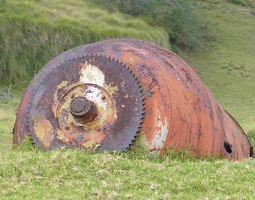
top-left (27, 55), bottom-right (144, 152)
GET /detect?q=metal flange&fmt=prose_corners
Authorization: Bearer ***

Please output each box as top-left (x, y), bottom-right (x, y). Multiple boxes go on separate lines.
top-left (14, 55), bottom-right (144, 152)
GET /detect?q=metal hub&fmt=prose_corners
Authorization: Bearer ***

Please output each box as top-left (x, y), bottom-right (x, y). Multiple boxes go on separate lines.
top-left (70, 97), bottom-right (90, 116)
top-left (69, 96), bottom-right (97, 124)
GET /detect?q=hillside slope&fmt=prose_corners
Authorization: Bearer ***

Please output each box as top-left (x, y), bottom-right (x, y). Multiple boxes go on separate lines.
top-left (1, 0), bottom-right (254, 143)
top-left (179, 1), bottom-right (255, 133)
top-left (0, 0), bottom-right (169, 86)
top-left (0, 1), bottom-right (255, 199)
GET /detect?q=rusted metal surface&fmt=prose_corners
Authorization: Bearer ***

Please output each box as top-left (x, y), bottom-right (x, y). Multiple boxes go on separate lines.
top-left (13, 39), bottom-right (254, 160)
top-left (13, 55), bottom-right (144, 152)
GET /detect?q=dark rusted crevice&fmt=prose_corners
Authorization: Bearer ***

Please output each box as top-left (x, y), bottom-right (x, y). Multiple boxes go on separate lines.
top-left (250, 146), bottom-right (254, 158)
top-left (224, 141), bottom-right (233, 154)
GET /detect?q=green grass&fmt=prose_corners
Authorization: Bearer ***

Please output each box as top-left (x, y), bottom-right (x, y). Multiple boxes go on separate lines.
top-left (0, 107), bottom-right (14, 152)
top-left (0, 0), bottom-right (169, 87)
top-left (0, 148), bottom-right (255, 199)
top-left (0, 89), bottom-right (20, 152)
top-left (1, 1), bottom-right (255, 199)
top-left (179, 1), bottom-right (255, 135)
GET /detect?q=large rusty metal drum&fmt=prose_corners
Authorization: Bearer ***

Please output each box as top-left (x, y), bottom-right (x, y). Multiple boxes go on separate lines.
top-left (13, 39), bottom-right (254, 160)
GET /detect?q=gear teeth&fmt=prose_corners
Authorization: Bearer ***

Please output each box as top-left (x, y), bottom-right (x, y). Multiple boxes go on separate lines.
top-left (111, 56), bottom-right (146, 152)
top-left (86, 54), bottom-right (145, 152)
top-left (24, 90), bottom-right (36, 146)
top-left (27, 53), bottom-right (146, 152)
top-left (108, 55), bottom-right (111, 60)
top-left (86, 53), bottom-right (92, 58)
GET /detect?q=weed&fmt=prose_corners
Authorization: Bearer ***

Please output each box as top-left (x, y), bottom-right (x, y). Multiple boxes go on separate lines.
top-left (0, 148), bottom-right (255, 199)
top-left (12, 136), bottom-right (38, 152)
top-left (92, 0), bottom-right (215, 50)
top-left (227, 0), bottom-right (255, 7)
top-left (247, 129), bottom-right (255, 140)
top-left (0, 85), bottom-right (15, 103)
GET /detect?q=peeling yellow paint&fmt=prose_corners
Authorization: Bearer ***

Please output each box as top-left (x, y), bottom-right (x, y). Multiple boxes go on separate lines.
top-left (83, 139), bottom-right (96, 148)
top-left (55, 83), bottom-right (118, 148)
top-left (32, 115), bottom-right (55, 148)
top-left (52, 80), bottom-right (69, 118)
top-left (105, 83), bottom-right (118, 96)
top-left (56, 129), bottom-right (69, 143)
top-left (42, 62), bottom-right (120, 149)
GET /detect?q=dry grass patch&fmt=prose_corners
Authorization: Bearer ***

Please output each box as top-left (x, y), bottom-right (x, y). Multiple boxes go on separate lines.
top-left (0, 148), bottom-right (255, 199)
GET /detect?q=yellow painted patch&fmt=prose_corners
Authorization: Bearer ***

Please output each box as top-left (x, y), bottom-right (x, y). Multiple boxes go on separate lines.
top-left (56, 129), bottom-right (69, 143)
top-left (32, 115), bottom-right (55, 148)
top-left (52, 80), bottom-right (69, 118)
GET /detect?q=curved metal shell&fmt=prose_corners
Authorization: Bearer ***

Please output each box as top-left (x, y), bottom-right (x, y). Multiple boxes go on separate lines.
top-left (13, 39), bottom-right (253, 160)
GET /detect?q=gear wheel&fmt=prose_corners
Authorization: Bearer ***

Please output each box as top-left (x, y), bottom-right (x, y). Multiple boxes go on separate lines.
top-left (20, 55), bottom-right (144, 152)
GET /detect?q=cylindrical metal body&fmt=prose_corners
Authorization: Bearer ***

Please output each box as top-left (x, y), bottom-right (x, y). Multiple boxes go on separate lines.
top-left (13, 39), bottom-right (253, 160)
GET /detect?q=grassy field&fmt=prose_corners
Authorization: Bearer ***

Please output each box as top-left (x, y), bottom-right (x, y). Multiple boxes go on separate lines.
top-left (0, 0), bottom-right (169, 86)
top-left (0, 148), bottom-right (255, 199)
top-left (0, 92), bottom-right (20, 152)
top-left (179, 1), bottom-right (255, 135)
top-left (1, 0), bottom-right (255, 199)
